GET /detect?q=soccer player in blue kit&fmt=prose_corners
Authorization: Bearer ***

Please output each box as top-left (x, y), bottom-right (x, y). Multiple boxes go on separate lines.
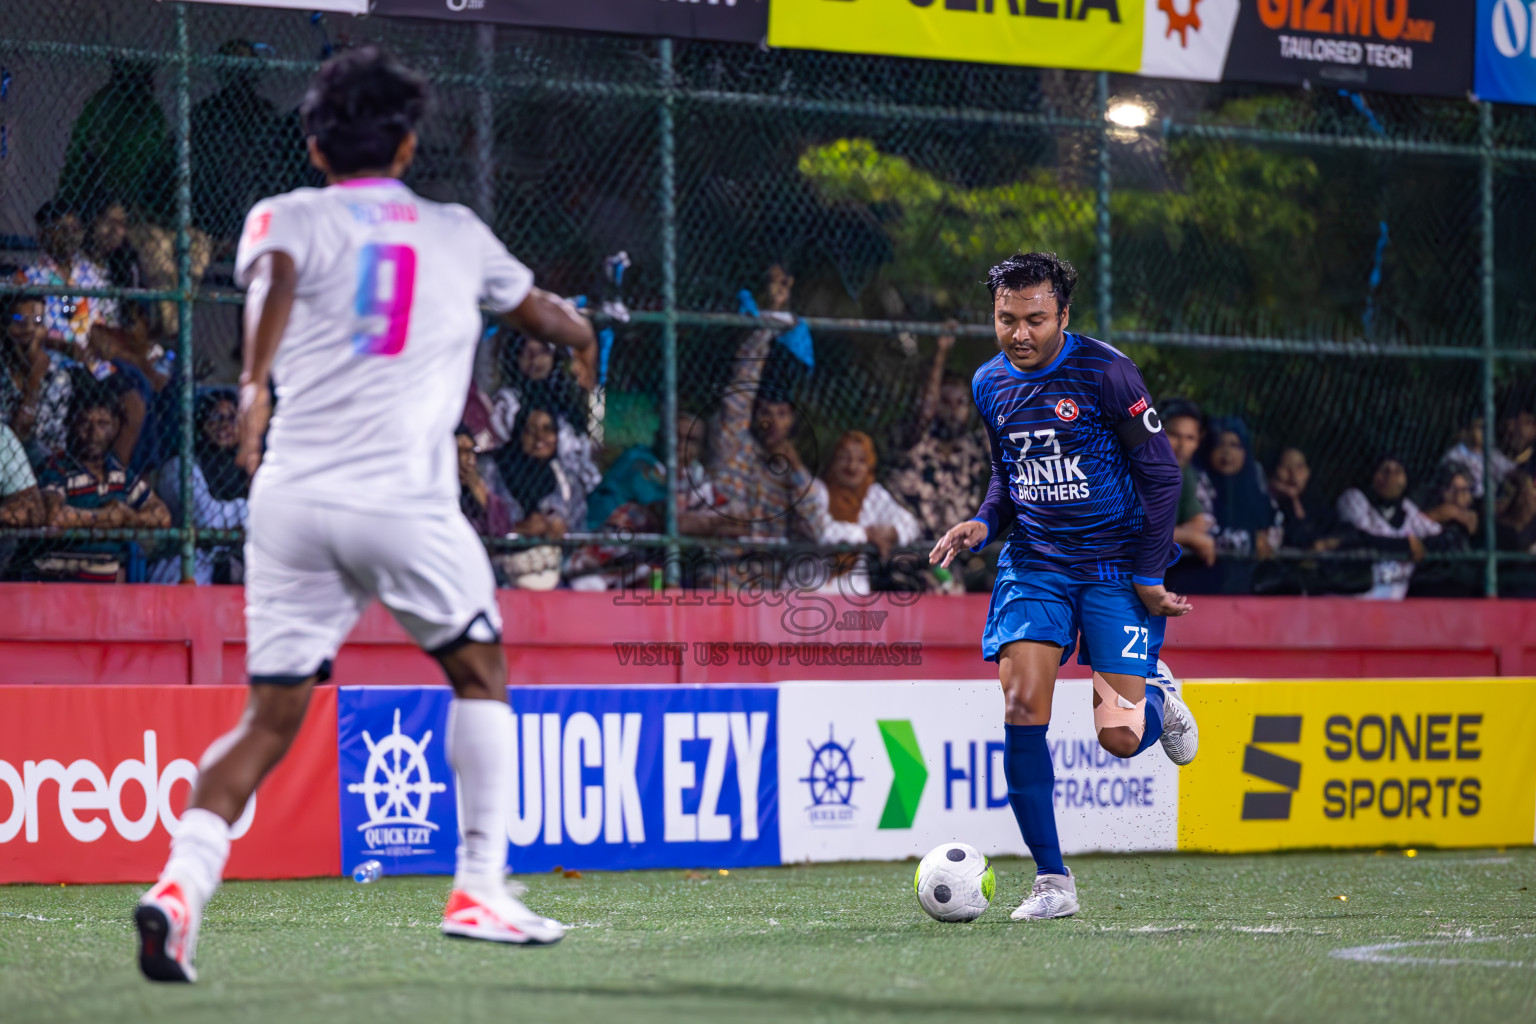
top-left (930, 252), bottom-right (1200, 921)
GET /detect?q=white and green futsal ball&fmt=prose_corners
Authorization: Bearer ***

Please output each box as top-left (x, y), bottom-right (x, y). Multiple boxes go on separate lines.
top-left (914, 842), bottom-right (994, 922)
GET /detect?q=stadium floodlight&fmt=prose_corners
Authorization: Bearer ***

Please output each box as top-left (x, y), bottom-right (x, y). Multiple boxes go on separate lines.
top-left (1106, 99), bottom-right (1152, 129)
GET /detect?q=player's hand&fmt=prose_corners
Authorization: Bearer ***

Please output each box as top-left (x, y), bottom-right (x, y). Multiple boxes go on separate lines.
top-left (929, 519), bottom-right (987, 569)
top-left (236, 380), bottom-right (272, 477)
top-left (1134, 582), bottom-right (1193, 617)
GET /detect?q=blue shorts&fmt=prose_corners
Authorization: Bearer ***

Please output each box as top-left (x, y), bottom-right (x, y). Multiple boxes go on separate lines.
top-left (981, 568), bottom-right (1165, 677)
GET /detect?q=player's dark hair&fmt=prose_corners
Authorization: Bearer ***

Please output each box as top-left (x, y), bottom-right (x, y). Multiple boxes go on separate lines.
top-left (986, 252), bottom-right (1077, 316)
top-left (301, 46), bottom-right (429, 175)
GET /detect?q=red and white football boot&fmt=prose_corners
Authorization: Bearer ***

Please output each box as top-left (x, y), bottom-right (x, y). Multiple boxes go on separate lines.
top-left (135, 878), bottom-right (202, 983)
top-left (441, 881), bottom-right (566, 946)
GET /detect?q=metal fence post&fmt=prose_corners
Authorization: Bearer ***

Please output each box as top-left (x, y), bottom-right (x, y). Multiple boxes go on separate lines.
top-left (659, 39), bottom-right (680, 588)
top-left (1480, 101), bottom-right (1498, 599)
top-left (1095, 72), bottom-right (1112, 341)
top-left (175, 4), bottom-right (195, 584)
top-left (473, 23), bottom-right (495, 222)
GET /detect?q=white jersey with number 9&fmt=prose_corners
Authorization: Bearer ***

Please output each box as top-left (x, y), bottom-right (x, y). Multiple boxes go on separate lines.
top-left (234, 178), bottom-right (533, 513)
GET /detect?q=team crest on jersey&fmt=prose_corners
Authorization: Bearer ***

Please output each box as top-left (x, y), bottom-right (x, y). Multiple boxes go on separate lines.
top-left (1054, 399), bottom-right (1079, 422)
top-left (246, 211), bottom-right (270, 243)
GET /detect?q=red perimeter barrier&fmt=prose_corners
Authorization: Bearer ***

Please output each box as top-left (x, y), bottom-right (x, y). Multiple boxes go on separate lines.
top-left (1, 584), bottom-right (1533, 685)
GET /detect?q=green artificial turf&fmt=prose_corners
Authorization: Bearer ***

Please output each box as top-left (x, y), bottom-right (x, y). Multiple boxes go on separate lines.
top-left (2, 850), bottom-right (1533, 1024)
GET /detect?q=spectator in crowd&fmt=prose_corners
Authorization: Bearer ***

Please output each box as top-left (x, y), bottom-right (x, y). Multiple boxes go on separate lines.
top-left (805, 430), bottom-right (922, 594)
top-left (492, 404), bottom-right (589, 590)
top-left (85, 197), bottom-right (165, 349)
top-left (34, 387), bottom-right (169, 582)
top-left (586, 411), bottom-right (728, 536)
top-left (190, 40), bottom-right (286, 249)
top-left (13, 199), bottom-right (118, 351)
top-left (1497, 470), bottom-right (1536, 555)
top-left (1200, 417), bottom-right (1281, 594)
top-left (2, 296), bottom-right (73, 462)
top-left (1407, 466), bottom-right (1483, 597)
top-left (1162, 398), bottom-right (1216, 569)
top-left (58, 58), bottom-right (172, 224)
top-left (457, 426), bottom-right (515, 538)
top-left (1501, 403), bottom-right (1535, 476)
top-left (1267, 446), bottom-right (1334, 550)
top-left (708, 265), bottom-right (815, 542)
top-left (885, 326), bottom-right (989, 542)
top-left (0, 422), bottom-right (45, 575)
top-left (1440, 416), bottom-right (1514, 500)
top-left (488, 330), bottom-right (601, 498)
top-left (148, 391), bottom-right (249, 584)
top-left (1335, 453), bottom-right (1441, 600)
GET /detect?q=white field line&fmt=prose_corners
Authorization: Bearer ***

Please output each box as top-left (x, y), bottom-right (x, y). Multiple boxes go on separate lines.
top-left (1330, 937), bottom-right (1533, 969)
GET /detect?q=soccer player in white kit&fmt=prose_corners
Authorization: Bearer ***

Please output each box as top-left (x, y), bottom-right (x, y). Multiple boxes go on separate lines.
top-left (134, 48), bottom-right (597, 982)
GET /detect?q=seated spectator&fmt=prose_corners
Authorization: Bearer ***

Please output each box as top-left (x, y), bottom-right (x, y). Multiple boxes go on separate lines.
top-left (1335, 454), bottom-right (1442, 600)
top-left (148, 391), bottom-right (249, 584)
top-left (86, 197), bottom-right (157, 339)
top-left (1440, 416), bottom-right (1513, 499)
top-left (708, 266), bottom-right (815, 542)
top-left (1267, 447), bottom-right (1334, 550)
top-left (885, 325), bottom-right (989, 541)
top-left (457, 425), bottom-right (515, 537)
top-left (1200, 417), bottom-right (1281, 594)
top-left (1, 423), bottom-right (45, 576)
top-left (12, 198), bottom-right (118, 353)
top-left (494, 403), bottom-right (587, 539)
top-left (34, 387), bottom-right (170, 582)
top-left (805, 430), bottom-right (922, 595)
top-left (586, 411), bottom-right (727, 536)
top-left (1501, 403), bottom-right (1535, 475)
top-left (1408, 466), bottom-right (1483, 597)
top-left (488, 331), bottom-right (601, 498)
top-left (2, 296), bottom-right (73, 462)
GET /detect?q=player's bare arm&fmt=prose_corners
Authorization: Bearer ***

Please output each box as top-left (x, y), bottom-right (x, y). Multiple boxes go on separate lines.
top-left (929, 519), bottom-right (988, 568)
top-left (236, 250), bottom-right (297, 476)
top-left (504, 287), bottom-right (599, 391)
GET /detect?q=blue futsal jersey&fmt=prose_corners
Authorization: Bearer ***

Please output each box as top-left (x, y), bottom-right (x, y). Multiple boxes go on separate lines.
top-left (969, 332), bottom-right (1181, 585)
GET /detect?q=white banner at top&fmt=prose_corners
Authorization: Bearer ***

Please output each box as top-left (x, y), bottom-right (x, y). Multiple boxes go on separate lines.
top-left (178, 0), bottom-right (369, 14)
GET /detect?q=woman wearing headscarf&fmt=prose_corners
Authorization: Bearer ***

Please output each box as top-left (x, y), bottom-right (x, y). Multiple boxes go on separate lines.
top-left (1198, 417), bottom-right (1281, 594)
top-left (805, 430), bottom-right (921, 595)
top-left (487, 330), bottom-right (601, 497)
top-left (1334, 453), bottom-right (1442, 600)
top-left (149, 389), bottom-right (249, 583)
top-left (490, 403), bottom-right (588, 589)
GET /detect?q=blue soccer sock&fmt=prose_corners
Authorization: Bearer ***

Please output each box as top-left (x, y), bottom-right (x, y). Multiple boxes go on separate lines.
top-left (1132, 681), bottom-right (1166, 757)
top-left (1003, 723), bottom-right (1066, 877)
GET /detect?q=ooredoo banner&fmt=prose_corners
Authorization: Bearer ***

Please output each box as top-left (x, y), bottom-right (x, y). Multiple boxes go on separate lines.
top-left (0, 686), bottom-right (338, 884)
top-left (767, 0), bottom-right (1146, 74)
top-left (1476, 0), bottom-right (1536, 105)
top-left (1177, 678), bottom-right (1536, 852)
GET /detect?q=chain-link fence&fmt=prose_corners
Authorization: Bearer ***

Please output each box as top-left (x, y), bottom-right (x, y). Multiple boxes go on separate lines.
top-left (1, 2), bottom-right (1534, 596)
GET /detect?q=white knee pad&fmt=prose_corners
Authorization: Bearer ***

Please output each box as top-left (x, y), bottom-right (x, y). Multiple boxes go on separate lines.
top-left (1092, 674), bottom-right (1146, 740)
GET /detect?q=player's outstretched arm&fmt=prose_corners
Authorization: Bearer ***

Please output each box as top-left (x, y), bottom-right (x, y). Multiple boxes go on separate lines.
top-left (503, 287), bottom-right (599, 391)
top-left (237, 251), bottom-right (297, 476)
top-left (929, 519), bottom-right (989, 569)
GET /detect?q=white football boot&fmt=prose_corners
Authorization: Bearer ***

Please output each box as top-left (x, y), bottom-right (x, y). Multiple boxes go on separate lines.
top-left (442, 880), bottom-right (567, 945)
top-left (1010, 869), bottom-right (1080, 921)
top-left (1149, 659), bottom-right (1198, 766)
top-left (135, 877), bottom-right (202, 983)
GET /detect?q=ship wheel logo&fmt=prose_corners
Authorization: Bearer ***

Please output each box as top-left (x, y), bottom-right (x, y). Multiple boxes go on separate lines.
top-left (346, 708), bottom-right (448, 830)
top-left (800, 726), bottom-right (865, 807)
top-left (1159, 0), bottom-right (1203, 48)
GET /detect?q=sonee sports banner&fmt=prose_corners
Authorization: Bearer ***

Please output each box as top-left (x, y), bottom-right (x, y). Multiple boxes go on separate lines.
top-left (2, 680), bottom-right (1532, 883)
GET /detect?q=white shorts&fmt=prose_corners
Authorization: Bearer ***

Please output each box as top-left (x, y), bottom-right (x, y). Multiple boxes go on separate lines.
top-left (244, 489), bottom-right (502, 683)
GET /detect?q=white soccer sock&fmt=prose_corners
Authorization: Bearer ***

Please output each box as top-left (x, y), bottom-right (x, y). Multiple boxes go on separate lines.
top-left (160, 807), bottom-right (231, 908)
top-left (447, 697), bottom-right (512, 893)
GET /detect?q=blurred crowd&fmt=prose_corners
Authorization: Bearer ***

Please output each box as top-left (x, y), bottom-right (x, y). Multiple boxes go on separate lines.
top-left (5, 238), bottom-right (1536, 598)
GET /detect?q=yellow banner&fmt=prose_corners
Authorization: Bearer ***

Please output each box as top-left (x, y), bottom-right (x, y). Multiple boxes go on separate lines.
top-left (1179, 679), bottom-right (1536, 853)
top-left (767, 0), bottom-right (1143, 74)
